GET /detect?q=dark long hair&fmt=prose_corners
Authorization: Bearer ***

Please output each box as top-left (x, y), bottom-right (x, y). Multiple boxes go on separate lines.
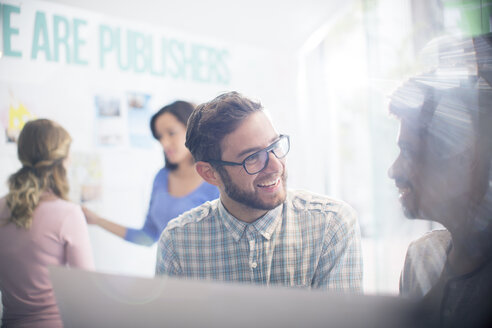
top-left (185, 92), bottom-right (263, 164)
top-left (150, 101), bottom-right (195, 170)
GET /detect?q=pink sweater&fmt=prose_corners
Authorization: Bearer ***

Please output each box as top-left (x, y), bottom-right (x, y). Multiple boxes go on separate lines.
top-left (0, 196), bottom-right (94, 327)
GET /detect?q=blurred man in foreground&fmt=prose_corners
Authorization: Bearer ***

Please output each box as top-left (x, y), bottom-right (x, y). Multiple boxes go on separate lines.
top-left (388, 34), bottom-right (492, 327)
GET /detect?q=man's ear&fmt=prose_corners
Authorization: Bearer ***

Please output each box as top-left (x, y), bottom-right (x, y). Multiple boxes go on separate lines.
top-left (196, 161), bottom-right (221, 186)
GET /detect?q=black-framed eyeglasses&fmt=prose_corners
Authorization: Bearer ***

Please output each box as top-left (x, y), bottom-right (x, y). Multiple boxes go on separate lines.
top-left (207, 134), bottom-right (290, 175)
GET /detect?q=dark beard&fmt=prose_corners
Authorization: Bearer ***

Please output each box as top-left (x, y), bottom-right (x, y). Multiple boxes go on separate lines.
top-left (218, 168), bottom-right (287, 211)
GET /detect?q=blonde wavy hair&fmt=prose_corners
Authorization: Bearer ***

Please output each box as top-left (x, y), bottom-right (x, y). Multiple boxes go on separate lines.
top-left (6, 119), bottom-right (72, 228)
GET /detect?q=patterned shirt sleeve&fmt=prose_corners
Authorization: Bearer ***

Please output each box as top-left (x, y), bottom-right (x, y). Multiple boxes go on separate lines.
top-left (311, 201), bottom-right (363, 292)
top-left (155, 228), bottom-right (182, 276)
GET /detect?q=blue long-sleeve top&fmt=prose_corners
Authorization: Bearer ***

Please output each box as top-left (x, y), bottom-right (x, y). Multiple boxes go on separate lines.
top-left (124, 168), bottom-right (219, 246)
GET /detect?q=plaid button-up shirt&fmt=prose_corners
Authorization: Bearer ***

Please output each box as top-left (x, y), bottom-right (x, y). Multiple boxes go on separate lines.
top-left (156, 190), bottom-right (362, 292)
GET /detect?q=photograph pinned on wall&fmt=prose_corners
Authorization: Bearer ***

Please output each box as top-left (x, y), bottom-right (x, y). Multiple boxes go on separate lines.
top-left (126, 92), bottom-right (153, 149)
top-left (94, 94), bottom-right (125, 146)
top-left (68, 151), bottom-right (103, 205)
top-left (1, 90), bottom-right (37, 143)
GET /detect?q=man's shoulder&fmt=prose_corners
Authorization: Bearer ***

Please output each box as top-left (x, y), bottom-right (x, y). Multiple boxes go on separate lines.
top-left (407, 229), bottom-right (451, 257)
top-left (287, 189), bottom-right (356, 216)
top-left (164, 199), bottom-right (220, 232)
top-left (401, 229), bottom-right (450, 298)
top-left (285, 190), bottom-right (360, 245)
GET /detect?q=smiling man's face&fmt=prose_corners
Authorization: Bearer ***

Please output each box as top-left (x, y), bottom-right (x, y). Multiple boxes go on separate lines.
top-left (388, 113), bottom-right (476, 225)
top-left (216, 111), bottom-right (287, 218)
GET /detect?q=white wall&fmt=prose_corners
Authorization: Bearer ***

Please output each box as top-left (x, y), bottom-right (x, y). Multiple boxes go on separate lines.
top-left (0, 0), bottom-right (300, 277)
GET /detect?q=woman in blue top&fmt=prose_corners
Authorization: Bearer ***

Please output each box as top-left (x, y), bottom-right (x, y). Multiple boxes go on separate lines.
top-left (83, 101), bottom-right (219, 246)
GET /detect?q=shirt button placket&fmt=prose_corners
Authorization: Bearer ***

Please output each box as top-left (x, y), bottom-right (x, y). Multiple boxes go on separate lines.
top-left (247, 228), bottom-right (258, 281)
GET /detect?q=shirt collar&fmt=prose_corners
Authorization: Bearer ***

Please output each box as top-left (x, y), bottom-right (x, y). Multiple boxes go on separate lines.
top-left (218, 200), bottom-right (283, 242)
top-left (251, 205), bottom-right (282, 240)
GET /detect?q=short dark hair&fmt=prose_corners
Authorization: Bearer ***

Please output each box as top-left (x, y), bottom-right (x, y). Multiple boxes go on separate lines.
top-left (150, 100), bottom-right (195, 170)
top-left (389, 33), bottom-right (492, 184)
top-left (185, 91), bottom-right (263, 163)
top-left (389, 33), bottom-right (492, 148)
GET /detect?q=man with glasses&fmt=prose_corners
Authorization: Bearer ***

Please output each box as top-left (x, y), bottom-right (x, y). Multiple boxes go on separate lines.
top-left (155, 91), bottom-right (362, 291)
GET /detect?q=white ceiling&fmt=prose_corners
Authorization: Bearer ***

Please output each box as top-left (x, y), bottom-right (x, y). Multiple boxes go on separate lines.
top-left (46, 0), bottom-right (348, 51)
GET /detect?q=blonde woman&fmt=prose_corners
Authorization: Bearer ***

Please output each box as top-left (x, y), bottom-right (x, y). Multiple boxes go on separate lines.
top-left (0, 119), bottom-right (94, 327)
